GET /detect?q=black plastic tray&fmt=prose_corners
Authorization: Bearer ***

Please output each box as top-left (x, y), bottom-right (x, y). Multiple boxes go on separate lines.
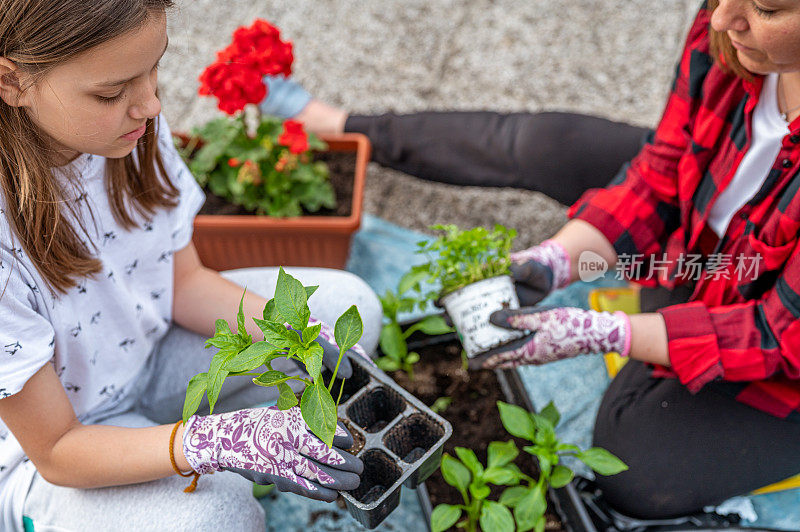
top-left (331, 354), bottom-right (453, 529)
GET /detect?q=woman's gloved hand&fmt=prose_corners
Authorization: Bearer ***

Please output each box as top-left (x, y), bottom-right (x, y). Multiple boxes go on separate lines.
top-left (306, 317), bottom-right (373, 379)
top-left (469, 306), bottom-right (631, 370)
top-left (182, 406), bottom-right (363, 502)
top-left (509, 240), bottom-right (572, 306)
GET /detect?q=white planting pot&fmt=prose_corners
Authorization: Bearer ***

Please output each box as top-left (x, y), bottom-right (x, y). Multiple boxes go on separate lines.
top-left (440, 275), bottom-right (525, 358)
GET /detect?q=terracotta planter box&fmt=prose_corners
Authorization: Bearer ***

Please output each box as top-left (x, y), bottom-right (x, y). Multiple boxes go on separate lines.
top-left (179, 132), bottom-right (370, 271)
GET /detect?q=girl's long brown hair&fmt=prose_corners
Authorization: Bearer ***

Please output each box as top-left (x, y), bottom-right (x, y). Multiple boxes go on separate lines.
top-left (708, 0), bottom-right (751, 80)
top-left (0, 0), bottom-right (179, 294)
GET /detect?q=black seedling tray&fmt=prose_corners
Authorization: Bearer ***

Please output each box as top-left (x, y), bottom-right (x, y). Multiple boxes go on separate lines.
top-left (328, 354), bottom-right (453, 529)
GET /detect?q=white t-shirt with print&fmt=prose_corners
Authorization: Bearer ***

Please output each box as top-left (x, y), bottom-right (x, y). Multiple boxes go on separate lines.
top-left (0, 114), bottom-right (205, 531)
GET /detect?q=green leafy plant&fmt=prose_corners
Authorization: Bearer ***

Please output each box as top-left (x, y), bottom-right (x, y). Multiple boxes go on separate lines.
top-left (431, 401), bottom-right (627, 532)
top-left (402, 224), bottom-right (517, 304)
top-left (182, 267), bottom-right (362, 447)
top-left (178, 115), bottom-right (335, 217)
top-left (376, 270), bottom-right (453, 378)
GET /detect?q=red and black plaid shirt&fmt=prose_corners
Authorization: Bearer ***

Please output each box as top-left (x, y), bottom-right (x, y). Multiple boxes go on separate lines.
top-left (569, 3), bottom-right (800, 421)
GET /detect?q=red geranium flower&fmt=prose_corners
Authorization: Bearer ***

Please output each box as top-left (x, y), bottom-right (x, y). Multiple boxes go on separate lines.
top-left (278, 120), bottom-right (309, 154)
top-left (228, 157), bottom-right (241, 167)
top-left (198, 61), bottom-right (266, 115)
top-left (221, 19), bottom-right (293, 77)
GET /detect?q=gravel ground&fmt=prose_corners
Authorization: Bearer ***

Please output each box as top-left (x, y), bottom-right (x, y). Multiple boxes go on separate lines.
top-left (161, 0), bottom-right (699, 249)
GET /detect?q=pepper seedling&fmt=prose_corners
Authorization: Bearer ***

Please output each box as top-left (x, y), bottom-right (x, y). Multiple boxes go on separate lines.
top-left (181, 267), bottom-right (363, 447)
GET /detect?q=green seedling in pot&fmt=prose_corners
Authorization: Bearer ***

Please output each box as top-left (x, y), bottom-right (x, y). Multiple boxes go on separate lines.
top-left (402, 224), bottom-right (517, 304)
top-left (376, 271), bottom-right (453, 379)
top-left (432, 402), bottom-right (627, 532)
top-left (182, 267), bottom-right (363, 447)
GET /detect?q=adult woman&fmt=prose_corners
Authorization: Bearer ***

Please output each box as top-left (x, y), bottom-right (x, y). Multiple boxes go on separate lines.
top-left (268, 0), bottom-right (800, 519)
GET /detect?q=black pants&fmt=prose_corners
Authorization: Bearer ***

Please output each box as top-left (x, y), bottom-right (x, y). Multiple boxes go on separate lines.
top-left (346, 111), bottom-right (800, 518)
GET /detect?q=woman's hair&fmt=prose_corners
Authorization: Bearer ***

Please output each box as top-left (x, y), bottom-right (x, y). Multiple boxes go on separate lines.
top-left (0, 0), bottom-right (179, 294)
top-left (707, 0), bottom-right (751, 80)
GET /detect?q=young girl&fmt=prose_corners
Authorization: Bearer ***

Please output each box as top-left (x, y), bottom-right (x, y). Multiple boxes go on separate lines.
top-left (0, 2), bottom-right (380, 530)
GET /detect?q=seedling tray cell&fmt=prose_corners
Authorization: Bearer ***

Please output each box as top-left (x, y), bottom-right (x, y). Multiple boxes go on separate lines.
top-left (337, 355), bottom-right (452, 529)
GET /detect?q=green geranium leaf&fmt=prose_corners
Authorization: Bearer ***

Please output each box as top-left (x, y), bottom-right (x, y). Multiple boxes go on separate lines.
top-left (431, 504), bottom-right (462, 532)
top-left (550, 465), bottom-right (574, 488)
top-left (497, 401), bottom-right (536, 441)
top-left (275, 267), bottom-right (310, 331)
top-left (300, 382), bottom-right (337, 447)
top-left (182, 372), bottom-right (207, 423)
top-left (440, 454), bottom-right (471, 495)
top-left (577, 448), bottom-right (629, 476)
top-left (277, 382), bottom-right (298, 410)
top-left (334, 305), bottom-right (363, 354)
top-left (480, 501), bottom-right (514, 532)
top-left (488, 440), bottom-right (519, 469)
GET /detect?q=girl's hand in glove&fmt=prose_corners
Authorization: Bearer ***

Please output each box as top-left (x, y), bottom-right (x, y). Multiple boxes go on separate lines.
top-left (469, 306), bottom-right (631, 370)
top-left (183, 406), bottom-right (362, 502)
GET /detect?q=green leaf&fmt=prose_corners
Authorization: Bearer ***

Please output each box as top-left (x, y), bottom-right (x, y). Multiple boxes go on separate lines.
top-left (263, 298), bottom-right (277, 321)
top-left (406, 351), bottom-right (420, 364)
top-left (488, 440), bottom-right (519, 469)
top-left (550, 465), bottom-right (574, 488)
top-left (304, 343), bottom-right (324, 383)
top-left (479, 501), bottom-right (514, 532)
top-left (274, 267), bottom-right (310, 331)
top-left (539, 401), bottom-right (561, 428)
top-left (277, 382), bottom-right (298, 410)
top-left (430, 396), bottom-right (452, 414)
top-left (214, 319), bottom-right (232, 335)
top-left (398, 267), bottom-right (430, 295)
top-left (376, 357), bottom-right (401, 372)
top-left (440, 454), bottom-right (471, 495)
top-left (206, 348), bottom-right (237, 413)
top-left (499, 486), bottom-right (529, 508)
top-left (300, 382), bottom-right (337, 447)
top-left (497, 401), bottom-right (536, 441)
top-left (304, 285), bottom-right (319, 299)
top-left (577, 448), bottom-right (629, 476)
top-left (469, 482), bottom-right (491, 500)
top-left (379, 322), bottom-right (407, 359)
top-left (535, 516), bottom-right (546, 532)
top-left (253, 370), bottom-right (291, 387)
top-left (515, 484), bottom-right (546, 532)
top-left (182, 372), bottom-right (207, 423)
top-left (431, 504), bottom-right (462, 532)
top-left (303, 323), bottom-right (322, 346)
top-left (223, 341), bottom-right (278, 373)
top-left (413, 315), bottom-right (453, 335)
top-left (482, 466), bottom-right (519, 486)
top-left (236, 289), bottom-right (247, 336)
top-left (334, 305), bottom-right (363, 354)
top-left (533, 415), bottom-right (557, 447)
top-left (455, 447), bottom-right (484, 477)
top-left (379, 290), bottom-right (400, 318)
top-left (255, 319), bottom-right (298, 347)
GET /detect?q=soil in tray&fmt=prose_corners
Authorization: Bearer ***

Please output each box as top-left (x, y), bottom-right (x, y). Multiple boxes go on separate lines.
top-left (387, 339), bottom-right (564, 531)
top-left (197, 151), bottom-right (355, 217)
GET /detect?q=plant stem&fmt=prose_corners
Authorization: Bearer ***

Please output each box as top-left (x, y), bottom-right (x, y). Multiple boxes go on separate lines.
top-left (335, 378), bottom-right (346, 407)
top-left (327, 348), bottom-right (346, 392)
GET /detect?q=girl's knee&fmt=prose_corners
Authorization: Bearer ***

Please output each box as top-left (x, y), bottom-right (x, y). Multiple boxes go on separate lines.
top-left (175, 473), bottom-right (265, 530)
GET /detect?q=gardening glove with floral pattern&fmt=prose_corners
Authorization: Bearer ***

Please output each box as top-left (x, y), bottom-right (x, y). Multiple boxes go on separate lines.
top-left (510, 240), bottom-right (572, 306)
top-left (468, 306), bottom-right (631, 370)
top-left (302, 317), bottom-right (373, 379)
top-left (183, 405), bottom-right (363, 502)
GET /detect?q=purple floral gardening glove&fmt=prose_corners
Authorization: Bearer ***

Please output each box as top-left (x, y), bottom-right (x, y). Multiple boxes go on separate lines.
top-left (468, 306), bottom-right (632, 370)
top-left (183, 406), bottom-right (363, 502)
top-left (304, 317), bottom-right (373, 379)
top-left (510, 240), bottom-right (572, 306)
